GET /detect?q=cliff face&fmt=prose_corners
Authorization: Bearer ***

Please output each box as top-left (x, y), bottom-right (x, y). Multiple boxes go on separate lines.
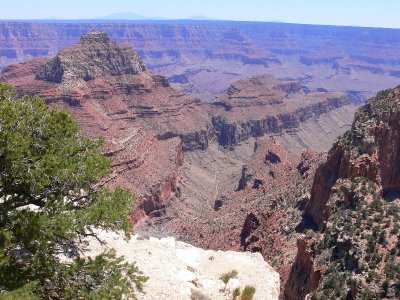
top-left (236, 143), bottom-right (322, 286)
top-left (305, 86), bottom-right (400, 231)
top-left (1, 21), bottom-right (400, 100)
top-left (1, 31), bottom-right (212, 220)
top-left (210, 75), bottom-right (350, 148)
top-left (285, 86), bottom-right (400, 299)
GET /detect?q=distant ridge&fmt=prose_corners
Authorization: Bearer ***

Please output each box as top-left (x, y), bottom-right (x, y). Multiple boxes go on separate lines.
top-left (95, 12), bottom-right (165, 20)
top-left (185, 15), bottom-right (220, 21)
top-left (95, 12), bottom-right (219, 21)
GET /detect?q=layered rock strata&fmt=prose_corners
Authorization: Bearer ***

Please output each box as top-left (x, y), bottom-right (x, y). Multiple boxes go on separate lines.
top-left (210, 75), bottom-right (351, 148)
top-left (2, 21), bottom-right (400, 100)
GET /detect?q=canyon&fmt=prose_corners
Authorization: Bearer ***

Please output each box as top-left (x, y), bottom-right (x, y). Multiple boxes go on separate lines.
top-left (1, 21), bottom-right (400, 102)
top-left (0, 30), bottom-right (356, 227)
top-left (2, 29), bottom-right (390, 299)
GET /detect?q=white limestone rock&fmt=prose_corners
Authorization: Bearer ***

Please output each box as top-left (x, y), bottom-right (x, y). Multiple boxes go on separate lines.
top-left (82, 229), bottom-right (280, 300)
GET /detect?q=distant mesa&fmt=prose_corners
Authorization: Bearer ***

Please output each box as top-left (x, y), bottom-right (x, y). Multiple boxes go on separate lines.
top-left (1, 21), bottom-right (400, 101)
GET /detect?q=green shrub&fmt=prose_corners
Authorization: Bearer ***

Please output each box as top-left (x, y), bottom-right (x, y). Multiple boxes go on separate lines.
top-left (240, 285), bottom-right (256, 300)
top-left (391, 223), bottom-right (400, 235)
top-left (190, 289), bottom-right (211, 300)
top-left (220, 270), bottom-right (238, 284)
top-left (382, 279), bottom-right (390, 295)
top-left (232, 287), bottom-right (241, 300)
top-left (379, 231), bottom-right (388, 246)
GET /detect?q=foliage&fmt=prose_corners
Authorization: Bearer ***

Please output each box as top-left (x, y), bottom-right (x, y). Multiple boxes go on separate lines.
top-left (190, 289), bottom-right (211, 300)
top-left (311, 177), bottom-right (400, 299)
top-left (219, 270), bottom-right (238, 284)
top-left (232, 287), bottom-right (241, 300)
top-left (0, 83), bottom-right (147, 299)
top-left (240, 285), bottom-right (256, 300)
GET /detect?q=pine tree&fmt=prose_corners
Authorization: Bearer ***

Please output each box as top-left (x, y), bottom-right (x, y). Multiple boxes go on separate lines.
top-left (0, 83), bottom-right (147, 299)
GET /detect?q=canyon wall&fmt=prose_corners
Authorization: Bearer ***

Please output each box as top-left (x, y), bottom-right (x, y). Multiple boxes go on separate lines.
top-left (1, 32), bottom-right (357, 220)
top-left (1, 21), bottom-right (400, 100)
top-left (210, 75), bottom-right (351, 148)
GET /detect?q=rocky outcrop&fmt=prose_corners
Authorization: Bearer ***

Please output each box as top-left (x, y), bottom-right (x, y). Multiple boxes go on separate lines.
top-left (285, 86), bottom-right (400, 299)
top-left (36, 31), bottom-right (146, 83)
top-left (2, 31), bottom-right (213, 152)
top-left (210, 75), bottom-right (351, 148)
top-left (284, 238), bottom-right (321, 300)
top-left (236, 137), bottom-right (300, 191)
top-left (82, 230), bottom-right (280, 300)
top-left (304, 86), bottom-right (400, 232)
top-left (234, 142), bottom-right (322, 287)
top-left (1, 31), bottom-right (212, 220)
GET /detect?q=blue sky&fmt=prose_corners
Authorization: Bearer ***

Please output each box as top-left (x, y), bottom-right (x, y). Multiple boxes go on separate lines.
top-left (0, 0), bottom-right (399, 28)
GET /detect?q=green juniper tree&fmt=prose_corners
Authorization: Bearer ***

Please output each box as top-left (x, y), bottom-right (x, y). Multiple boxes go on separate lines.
top-left (0, 83), bottom-right (147, 299)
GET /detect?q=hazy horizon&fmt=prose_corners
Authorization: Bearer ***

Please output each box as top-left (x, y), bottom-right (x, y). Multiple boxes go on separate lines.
top-left (1, 0), bottom-right (400, 29)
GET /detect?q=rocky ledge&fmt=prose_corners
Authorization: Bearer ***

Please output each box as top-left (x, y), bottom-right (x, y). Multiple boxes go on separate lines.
top-left (83, 230), bottom-right (280, 300)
